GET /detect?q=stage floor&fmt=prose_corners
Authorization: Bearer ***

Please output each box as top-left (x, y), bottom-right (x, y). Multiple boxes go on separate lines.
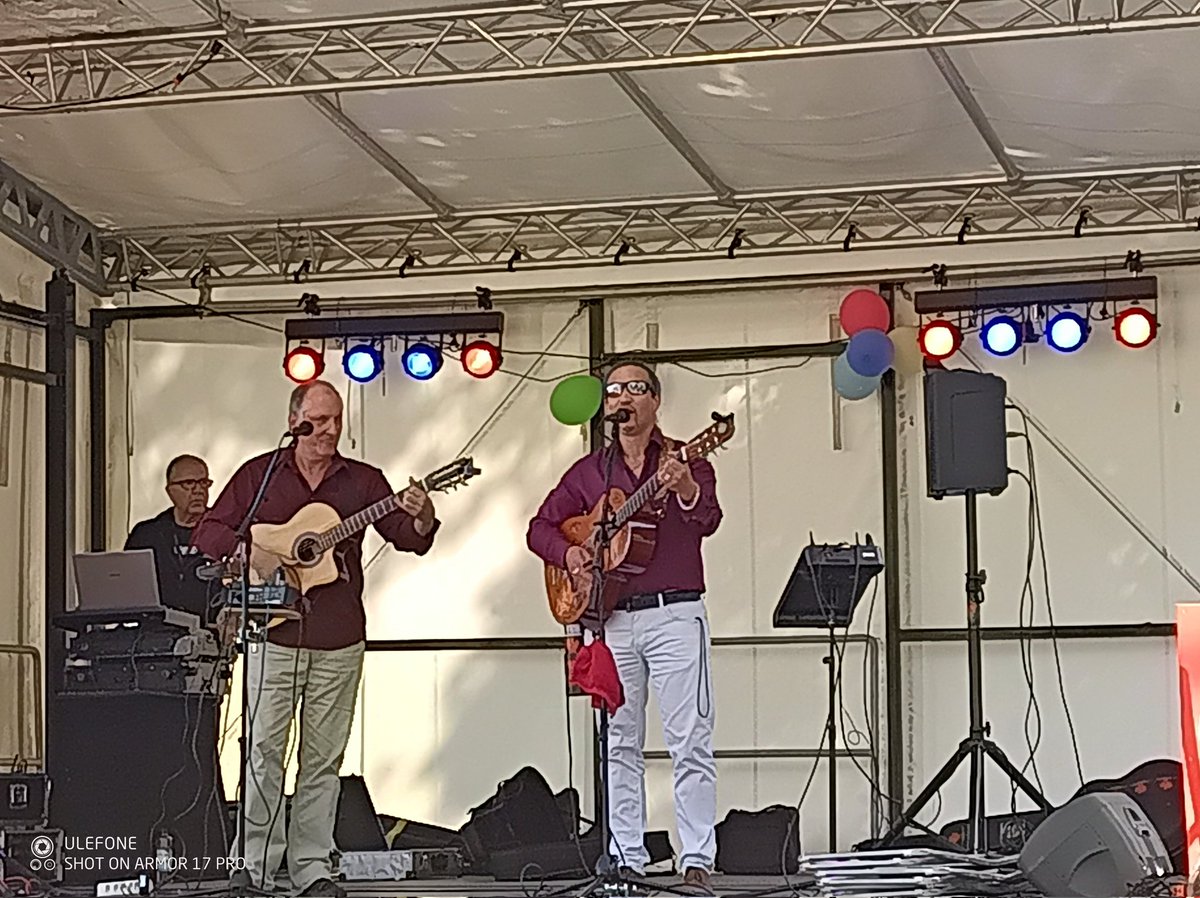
top-left (146, 874), bottom-right (812, 897)
top-left (339, 875), bottom-right (808, 896)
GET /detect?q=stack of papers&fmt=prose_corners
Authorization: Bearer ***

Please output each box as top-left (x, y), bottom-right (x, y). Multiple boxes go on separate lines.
top-left (799, 848), bottom-right (1041, 897)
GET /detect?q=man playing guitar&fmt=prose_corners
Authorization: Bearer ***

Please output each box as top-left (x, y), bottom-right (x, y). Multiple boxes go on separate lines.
top-left (527, 362), bottom-right (722, 896)
top-left (192, 380), bottom-right (438, 898)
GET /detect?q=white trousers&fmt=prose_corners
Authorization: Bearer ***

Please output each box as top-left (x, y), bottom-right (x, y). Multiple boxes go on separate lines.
top-left (599, 599), bottom-right (716, 872)
top-left (236, 640), bottom-right (364, 891)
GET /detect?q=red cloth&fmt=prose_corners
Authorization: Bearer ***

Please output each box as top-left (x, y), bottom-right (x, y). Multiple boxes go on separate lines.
top-left (569, 640), bottom-right (624, 713)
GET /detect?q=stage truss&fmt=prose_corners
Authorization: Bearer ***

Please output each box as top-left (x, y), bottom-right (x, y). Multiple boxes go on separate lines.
top-left (2, 0), bottom-right (1200, 111)
top-left (2, 0), bottom-right (1200, 292)
top-left (105, 165), bottom-right (1200, 289)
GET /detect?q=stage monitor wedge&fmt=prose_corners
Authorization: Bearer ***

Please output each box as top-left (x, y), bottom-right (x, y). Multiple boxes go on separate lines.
top-left (924, 368), bottom-right (1008, 499)
top-left (1018, 792), bottom-right (1171, 897)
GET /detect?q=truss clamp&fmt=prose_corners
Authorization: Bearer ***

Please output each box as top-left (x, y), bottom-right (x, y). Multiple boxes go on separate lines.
top-left (298, 293), bottom-right (321, 316)
top-left (190, 263), bottom-right (212, 307)
top-left (290, 258), bottom-right (312, 284)
top-left (957, 215), bottom-right (974, 245)
top-left (398, 249), bottom-right (419, 278)
top-left (727, 228), bottom-right (746, 259)
top-left (475, 286), bottom-right (493, 310)
top-left (1074, 207), bottom-right (1091, 238)
top-left (925, 263), bottom-right (949, 287)
top-left (614, 236), bottom-right (635, 265)
top-left (1125, 250), bottom-right (1144, 274)
top-left (843, 222), bottom-right (858, 252)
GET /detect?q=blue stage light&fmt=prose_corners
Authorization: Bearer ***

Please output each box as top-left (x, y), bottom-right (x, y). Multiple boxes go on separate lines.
top-left (402, 342), bottom-right (442, 381)
top-left (1046, 311), bottom-right (1088, 353)
top-left (343, 343), bottom-right (384, 383)
top-left (981, 316), bottom-right (1022, 357)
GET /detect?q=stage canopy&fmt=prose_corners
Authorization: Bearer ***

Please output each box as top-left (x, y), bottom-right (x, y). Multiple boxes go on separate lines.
top-left (2, 0), bottom-right (1199, 296)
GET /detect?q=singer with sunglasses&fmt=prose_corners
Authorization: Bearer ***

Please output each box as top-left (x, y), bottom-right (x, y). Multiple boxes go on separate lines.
top-left (527, 362), bottom-right (722, 896)
top-left (125, 453), bottom-right (216, 625)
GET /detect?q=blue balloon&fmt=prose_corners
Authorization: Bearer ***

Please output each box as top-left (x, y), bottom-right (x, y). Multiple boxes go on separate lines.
top-left (846, 328), bottom-right (895, 377)
top-left (834, 352), bottom-right (880, 401)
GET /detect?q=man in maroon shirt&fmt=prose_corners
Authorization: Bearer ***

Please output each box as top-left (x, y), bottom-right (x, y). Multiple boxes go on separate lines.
top-left (192, 380), bottom-right (438, 898)
top-left (527, 362), bottom-right (721, 896)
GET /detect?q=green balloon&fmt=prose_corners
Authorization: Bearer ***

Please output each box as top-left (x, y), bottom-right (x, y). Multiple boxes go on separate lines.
top-left (550, 374), bottom-right (603, 425)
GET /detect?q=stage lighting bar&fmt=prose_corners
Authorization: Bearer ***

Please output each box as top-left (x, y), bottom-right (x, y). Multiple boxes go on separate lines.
top-left (284, 311), bottom-right (502, 342)
top-left (913, 276), bottom-right (1156, 315)
top-left (283, 311), bottom-right (504, 384)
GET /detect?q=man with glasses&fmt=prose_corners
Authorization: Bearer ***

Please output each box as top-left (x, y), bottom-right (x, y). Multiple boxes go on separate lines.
top-left (527, 362), bottom-right (722, 896)
top-left (125, 454), bottom-right (215, 624)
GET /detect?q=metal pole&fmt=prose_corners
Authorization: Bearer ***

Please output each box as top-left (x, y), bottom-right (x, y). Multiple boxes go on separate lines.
top-left (964, 492), bottom-right (987, 853)
top-left (586, 296), bottom-right (605, 828)
top-left (88, 325), bottom-right (107, 551)
top-left (44, 270), bottom-right (75, 776)
top-left (879, 282), bottom-right (905, 818)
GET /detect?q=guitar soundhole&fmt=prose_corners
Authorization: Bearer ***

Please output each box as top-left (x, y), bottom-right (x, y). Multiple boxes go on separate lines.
top-left (295, 536), bottom-right (319, 565)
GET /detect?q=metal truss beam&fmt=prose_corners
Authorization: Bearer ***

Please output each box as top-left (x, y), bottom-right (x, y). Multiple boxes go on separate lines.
top-left (102, 164), bottom-right (1200, 288)
top-left (3, 0), bottom-right (1200, 112)
top-left (0, 159), bottom-right (109, 295)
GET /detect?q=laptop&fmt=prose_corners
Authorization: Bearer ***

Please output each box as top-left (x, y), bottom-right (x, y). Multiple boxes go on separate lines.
top-left (72, 549), bottom-right (162, 613)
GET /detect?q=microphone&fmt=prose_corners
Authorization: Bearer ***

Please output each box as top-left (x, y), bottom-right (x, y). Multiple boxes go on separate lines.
top-left (289, 421), bottom-right (314, 438)
top-left (604, 409), bottom-right (631, 423)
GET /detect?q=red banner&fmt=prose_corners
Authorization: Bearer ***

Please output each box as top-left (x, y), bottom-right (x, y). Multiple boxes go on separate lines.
top-left (1177, 604), bottom-right (1200, 893)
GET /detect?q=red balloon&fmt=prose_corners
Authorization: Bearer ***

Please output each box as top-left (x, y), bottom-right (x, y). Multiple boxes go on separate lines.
top-left (840, 289), bottom-right (891, 336)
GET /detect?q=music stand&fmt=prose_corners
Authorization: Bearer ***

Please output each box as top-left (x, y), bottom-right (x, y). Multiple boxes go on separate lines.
top-left (773, 537), bottom-right (882, 851)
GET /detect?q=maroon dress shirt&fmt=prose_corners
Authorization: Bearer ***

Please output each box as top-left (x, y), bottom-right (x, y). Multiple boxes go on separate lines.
top-left (527, 429), bottom-right (722, 599)
top-left (192, 449), bottom-right (439, 650)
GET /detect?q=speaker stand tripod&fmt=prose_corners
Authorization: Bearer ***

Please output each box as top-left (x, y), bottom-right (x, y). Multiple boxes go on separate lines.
top-left (880, 491), bottom-right (1054, 853)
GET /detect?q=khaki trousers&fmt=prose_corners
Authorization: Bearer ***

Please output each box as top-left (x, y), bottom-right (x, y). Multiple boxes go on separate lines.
top-left (235, 640), bottom-right (364, 891)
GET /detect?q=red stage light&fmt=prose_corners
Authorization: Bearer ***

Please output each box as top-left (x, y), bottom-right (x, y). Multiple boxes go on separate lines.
top-left (461, 340), bottom-right (502, 378)
top-left (284, 346), bottom-right (325, 383)
top-left (1114, 307), bottom-right (1157, 349)
top-left (918, 320), bottom-right (962, 361)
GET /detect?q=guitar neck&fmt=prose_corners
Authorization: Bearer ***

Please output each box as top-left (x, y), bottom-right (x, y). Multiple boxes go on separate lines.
top-left (609, 447), bottom-right (686, 528)
top-left (313, 492), bottom-right (405, 553)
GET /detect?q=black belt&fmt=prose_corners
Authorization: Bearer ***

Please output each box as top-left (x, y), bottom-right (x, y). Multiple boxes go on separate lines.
top-left (613, 590), bottom-right (702, 613)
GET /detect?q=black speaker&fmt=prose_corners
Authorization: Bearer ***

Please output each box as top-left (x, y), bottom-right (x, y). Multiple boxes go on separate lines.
top-left (49, 693), bottom-right (229, 884)
top-left (1018, 792), bottom-right (1172, 897)
top-left (924, 368), bottom-right (1008, 498)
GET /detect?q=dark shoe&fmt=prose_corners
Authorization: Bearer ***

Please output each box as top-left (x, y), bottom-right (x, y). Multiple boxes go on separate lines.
top-left (681, 867), bottom-right (714, 896)
top-left (229, 869), bottom-right (273, 896)
top-left (297, 878), bottom-right (345, 898)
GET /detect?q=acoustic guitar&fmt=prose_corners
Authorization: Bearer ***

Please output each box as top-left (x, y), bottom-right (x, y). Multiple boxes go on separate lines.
top-left (544, 413), bottom-right (735, 625)
top-left (245, 456), bottom-right (480, 607)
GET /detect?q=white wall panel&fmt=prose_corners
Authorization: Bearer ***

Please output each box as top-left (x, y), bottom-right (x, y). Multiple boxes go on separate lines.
top-left (110, 270), bottom-right (1198, 857)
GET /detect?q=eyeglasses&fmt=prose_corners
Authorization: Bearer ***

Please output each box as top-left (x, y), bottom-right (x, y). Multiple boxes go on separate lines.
top-left (169, 478), bottom-right (212, 491)
top-left (605, 380), bottom-right (654, 397)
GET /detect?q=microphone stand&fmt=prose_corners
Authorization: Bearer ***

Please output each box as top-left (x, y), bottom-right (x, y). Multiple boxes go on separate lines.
top-left (580, 417), bottom-right (622, 896)
top-left (230, 429), bottom-right (296, 890)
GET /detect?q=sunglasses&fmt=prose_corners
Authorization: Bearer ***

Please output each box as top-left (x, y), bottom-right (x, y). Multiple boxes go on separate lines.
top-left (169, 478), bottom-right (212, 491)
top-left (605, 380), bottom-right (654, 397)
